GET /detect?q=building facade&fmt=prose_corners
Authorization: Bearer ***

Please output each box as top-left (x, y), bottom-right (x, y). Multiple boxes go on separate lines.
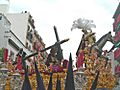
top-left (0, 13), bottom-right (10, 62)
top-left (0, 11), bottom-right (48, 63)
top-left (0, 13), bottom-right (31, 62)
top-left (33, 30), bottom-right (48, 61)
top-left (6, 11), bottom-right (35, 52)
top-left (0, 0), bottom-right (9, 13)
top-left (113, 2), bottom-right (120, 90)
top-left (113, 3), bottom-right (120, 75)
top-left (6, 11), bottom-right (48, 60)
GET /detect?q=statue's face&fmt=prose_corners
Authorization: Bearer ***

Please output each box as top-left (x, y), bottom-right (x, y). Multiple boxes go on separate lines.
top-left (50, 47), bottom-right (58, 56)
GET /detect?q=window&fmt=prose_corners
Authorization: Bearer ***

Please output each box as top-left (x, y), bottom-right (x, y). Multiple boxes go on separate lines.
top-left (28, 45), bottom-right (31, 51)
top-left (0, 16), bottom-right (2, 20)
top-left (10, 50), bottom-right (14, 60)
top-left (27, 25), bottom-right (30, 32)
top-left (26, 30), bottom-right (33, 43)
top-left (26, 42), bottom-right (28, 48)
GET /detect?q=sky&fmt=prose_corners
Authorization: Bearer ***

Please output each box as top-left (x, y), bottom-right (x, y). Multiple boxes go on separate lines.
top-left (6, 0), bottom-right (119, 61)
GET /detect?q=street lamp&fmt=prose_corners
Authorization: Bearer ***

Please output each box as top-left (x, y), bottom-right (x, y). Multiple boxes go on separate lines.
top-left (0, 65), bottom-right (8, 90)
top-left (10, 72), bottom-right (22, 90)
top-left (74, 69), bottom-right (87, 90)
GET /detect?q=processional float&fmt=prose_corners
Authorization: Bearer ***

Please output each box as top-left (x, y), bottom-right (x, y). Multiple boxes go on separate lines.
top-left (72, 18), bottom-right (117, 90)
top-left (0, 18), bottom-right (118, 90)
top-left (0, 26), bottom-right (69, 90)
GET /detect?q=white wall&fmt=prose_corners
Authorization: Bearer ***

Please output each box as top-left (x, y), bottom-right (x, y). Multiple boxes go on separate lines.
top-left (0, 13), bottom-right (31, 61)
top-left (6, 13), bottom-right (29, 45)
top-left (0, 14), bottom-right (10, 48)
top-left (0, 25), bottom-right (7, 48)
top-left (7, 31), bottom-right (32, 61)
top-left (0, 0), bottom-right (9, 13)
